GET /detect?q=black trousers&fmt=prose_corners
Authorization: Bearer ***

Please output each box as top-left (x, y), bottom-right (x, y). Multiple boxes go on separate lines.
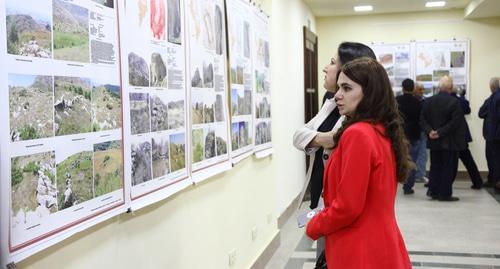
top-left (459, 148), bottom-right (483, 187)
top-left (486, 140), bottom-right (496, 183)
top-left (428, 150), bottom-right (459, 198)
top-left (489, 141), bottom-right (500, 184)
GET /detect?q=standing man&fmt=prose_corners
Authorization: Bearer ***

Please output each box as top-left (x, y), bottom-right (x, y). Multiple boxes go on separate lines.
top-left (413, 83), bottom-right (429, 183)
top-left (420, 76), bottom-right (466, 201)
top-left (397, 79), bottom-right (422, 194)
top-left (486, 77), bottom-right (500, 192)
top-left (479, 77), bottom-right (500, 188)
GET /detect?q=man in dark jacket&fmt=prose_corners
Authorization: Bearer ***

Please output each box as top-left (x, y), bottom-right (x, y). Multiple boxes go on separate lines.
top-left (420, 76), bottom-right (466, 201)
top-left (485, 77), bottom-right (500, 192)
top-left (396, 79), bottom-right (422, 194)
top-left (451, 89), bottom-right (483, 189)
top-left (479, 77), bottom-right (500, 188)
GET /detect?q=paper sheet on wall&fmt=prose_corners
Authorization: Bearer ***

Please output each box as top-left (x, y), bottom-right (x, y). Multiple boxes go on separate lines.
top-left (227, 0), bottom-right (255, 164)
top-left (251, 9), bottom-right (272, 157)
top-left (0, 0), bottom-right (125, 264)
top-left (118, 0), bottom-right (192, 210)
top-left (185, 0), bottom-right (231, 183)
top-left (370, 43), bottom-right (413, 95)
top-left (415, 40), bottom-right (469, 98)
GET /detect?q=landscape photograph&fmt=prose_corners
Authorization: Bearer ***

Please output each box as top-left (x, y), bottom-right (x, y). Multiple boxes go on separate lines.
top-left (93, 140), bottom-right (122, 197)
top-left (231, 123), bottom-right (239, 150)
top-left (239, 121), bottom-right (251, 147)
top-left (214, 5), bottom-right (223, 55)
top-left (255, 71), bottom-right (268, 94)
top-left (167, 0), bottom-right (181, 44)
top-left (231, 88), bottom-right (239, 116)
top-left (11, 151), bottom-right (57, 225)
top-left (150, 93), bottom-right (169, 132)
top-left (54, 76), bottom-right (92, 136)
top-left (416, 74), bottom-right (433, 82)
top-left (191, 66), bottom-right (203, 88)
top-left (56, 150), bottom-right (94, 210)
top-left (243, 21), bottom-right (250, 58)
top-left (203, 97), bottom-right (215, 123)
top-left (433, 70), bottom-right (450, 81)
top-left (450, 51), bottom-right (465, 68)
top-left (150, 49), bottom-right (167, 88)
top-left (204, 129), bottom-right (216, 159)
top-left (6, 0), bottom-right (52, 58)
top-left (91, 80), bottom-right (121, 131)
top-left (91, 0), bottom-right (114, 8)
top-left (150, 0), bottom-right (166, 41)
top-left (215, 127), bottom-right (228, 156)
top-left (152, 135), bottom-right (170, 179)
top-left (256, 96), bottom-right (271, 119)
top-left (203, 62), bottom-right (214, 88)
top-left (214, 94), bottom-right (225, 122)
top-left (131, 139), bottom-right (152, 186)
top-left (9, 74), bottom-right (54, 141)
top-left (129, 52), bottom-right (150, 87)
top-left (169, 133), bottom-right (186, 171)
top-left (192, 93), bottom-right (204, 125)
top-left (241, 90), bottom-right (252, 115)
top-left (192, 128), bottom-right (205, 163)
top-left (53, 0), bottom-right (89, 62)
top-left (168, 99), bottom-right (185, 129)
top-left (255, 122), bottom-right (271, 145)
top-left (129, 92), bottom-right (151, 135)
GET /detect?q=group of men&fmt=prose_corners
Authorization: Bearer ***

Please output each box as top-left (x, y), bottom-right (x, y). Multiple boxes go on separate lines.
top-left (396, 76), bottom-right (500, 201)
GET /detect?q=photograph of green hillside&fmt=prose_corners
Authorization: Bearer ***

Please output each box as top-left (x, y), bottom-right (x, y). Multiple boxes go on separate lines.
top-left (53, 0), bottom-right (89, 62)
top-left (91, 81), bottom-right (121, 131)
top-left (9, 74), bottom-right (54, 141)
top-left (169, 133), bottom-right (185, 172)
top-left (11, 151), bottom-right (57, 223)
top-left (152, 136), bottom-right (170, 178)
top-left (57, 151), bottom-right (94, 210)
top-left (54, 76), bottom-right (92, 136)
top-left (93, 140), bottom-right (122, 196)
top-left (5, 0), bottom-right (52, 57)
top-left (192, 128), bottom-right (204, 163)
top-left (131, 140), bottom-right (152, 185)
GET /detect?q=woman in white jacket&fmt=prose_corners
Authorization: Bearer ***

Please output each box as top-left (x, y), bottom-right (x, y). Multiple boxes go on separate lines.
top-left (293, 41), bottom-right (376, 258)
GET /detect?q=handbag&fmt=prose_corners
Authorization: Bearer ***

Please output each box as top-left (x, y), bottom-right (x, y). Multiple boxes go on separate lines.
top-left (314, 250), bottom-right (327, 269)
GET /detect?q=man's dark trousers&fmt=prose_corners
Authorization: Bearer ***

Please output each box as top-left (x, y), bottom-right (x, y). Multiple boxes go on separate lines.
top-left (428, 150), bottom-right (459, 198)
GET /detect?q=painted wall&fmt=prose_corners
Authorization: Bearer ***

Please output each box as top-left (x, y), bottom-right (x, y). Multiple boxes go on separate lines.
top-left (15, 0), bottom-right (315, 268)
top-left (317, 10), bottom-right (500, 171)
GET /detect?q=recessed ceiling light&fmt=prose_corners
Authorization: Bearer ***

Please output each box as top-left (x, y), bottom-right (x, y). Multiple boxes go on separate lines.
top-left (425, 1), bottom-right (446, 8)
top-left (354, 5), bottom-right (373, 12)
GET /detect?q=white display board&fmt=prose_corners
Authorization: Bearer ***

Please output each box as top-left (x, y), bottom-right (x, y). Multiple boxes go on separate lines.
top-left (251, 9), bottom-right (272, 158)
top-left (0, 0), bottom-right (125, 264)
top-left (118, 0), bottom-right (192, 210)
top-left (227, 0), bottom-right (255, 164)
top-left (370, 43), bottom-right (413, 94)
top-left (415, 40), bottom-right (470, 98)
top-left (185, 0), bottom-right (232, 183)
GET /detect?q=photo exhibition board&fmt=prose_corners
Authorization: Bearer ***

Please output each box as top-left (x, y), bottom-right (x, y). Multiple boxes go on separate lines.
top-left (369, 43), bottom-right (413, 95)
top-left (251, 9), bottom-right (272, 158)
top-left (227, 0), bottom-right (255, 164)
top-left (185, 0), bottom-right (231, 183)
top-left (118, 0), bottom-right (191, 210)
top-left (0, 0), bottom-right (126, 264)
top-left (415, 40), bottom-right (470, 98)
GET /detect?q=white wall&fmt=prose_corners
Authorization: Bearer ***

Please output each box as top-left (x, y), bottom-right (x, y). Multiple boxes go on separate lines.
top-left (317, 10), bottom-right (500, 171)
top-left (15, 0), bottom-right (315, 268)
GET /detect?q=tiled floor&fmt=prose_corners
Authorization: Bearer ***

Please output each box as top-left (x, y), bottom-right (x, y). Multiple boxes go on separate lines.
top-left (265, 181), bottom-right (500, 269)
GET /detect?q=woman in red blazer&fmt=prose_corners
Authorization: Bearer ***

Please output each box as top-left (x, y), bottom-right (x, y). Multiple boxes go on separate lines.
top-left (306, 57), bottom-right (413, 269)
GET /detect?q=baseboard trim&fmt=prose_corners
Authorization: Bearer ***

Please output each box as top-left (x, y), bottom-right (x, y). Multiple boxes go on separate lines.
top-left (277, 193), bottom-right (301, 229)
top-left (249, 230), bottom-right (280, 269)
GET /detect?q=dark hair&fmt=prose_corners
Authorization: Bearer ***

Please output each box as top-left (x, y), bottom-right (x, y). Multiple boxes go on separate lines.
top-left (333, 57), bottom-right (413, 183)
top-left (337, 42), bottom-right (376, 65)
top-left (402, 78), bottom-right (415, 92)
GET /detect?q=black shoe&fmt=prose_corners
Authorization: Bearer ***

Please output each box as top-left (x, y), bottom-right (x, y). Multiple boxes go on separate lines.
top-left (471, 185), bottom-right (482, 190)
top-left (426, 190), bottom-right (437, 200)
top-left (403, 189), bottom-right (415, 195)
top-left (437, 196), bottom-right (460, 202)
top-left (424, 183), bottom-right (429, 188)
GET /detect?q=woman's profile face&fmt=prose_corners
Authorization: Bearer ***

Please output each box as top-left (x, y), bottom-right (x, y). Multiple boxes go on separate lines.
top-left (323, 53), bottom-right (341, 92)
top-left (334, 72), bottom-right (364, 116)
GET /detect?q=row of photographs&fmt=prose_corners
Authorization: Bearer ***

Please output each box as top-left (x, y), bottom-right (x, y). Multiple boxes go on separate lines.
top-left (8, 74), bottom-right (121, 142)
top-left (129, 92), bottom-right (185, 135)
top-left (191, 126), bottom-right (228, 163)
top-left (131, 132), bottom-right (186, 186)
top-left (11, 140), bottom-right (122, 228)
top-left (230, 121), bottom-right (252, 151)
top-left (5, 0), bottom-right (182, 62)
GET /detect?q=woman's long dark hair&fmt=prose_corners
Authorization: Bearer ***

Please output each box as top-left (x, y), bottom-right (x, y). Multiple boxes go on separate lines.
top-left (333, 57), bottom-right (413, 183)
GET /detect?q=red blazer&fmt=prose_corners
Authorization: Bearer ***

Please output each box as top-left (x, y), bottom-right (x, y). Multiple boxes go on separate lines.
top-left (306, 122), bottom-right (411, 269)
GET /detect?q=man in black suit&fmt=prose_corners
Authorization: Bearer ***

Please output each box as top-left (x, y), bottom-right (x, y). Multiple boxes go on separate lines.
top-left (396, 79), bottom-right (422, 194)
top-left (420, 76), bottom-right (466, 201)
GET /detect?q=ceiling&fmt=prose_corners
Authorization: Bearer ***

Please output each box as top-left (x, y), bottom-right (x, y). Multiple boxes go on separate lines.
top-left (303, 0), bottom-right (500, 18)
